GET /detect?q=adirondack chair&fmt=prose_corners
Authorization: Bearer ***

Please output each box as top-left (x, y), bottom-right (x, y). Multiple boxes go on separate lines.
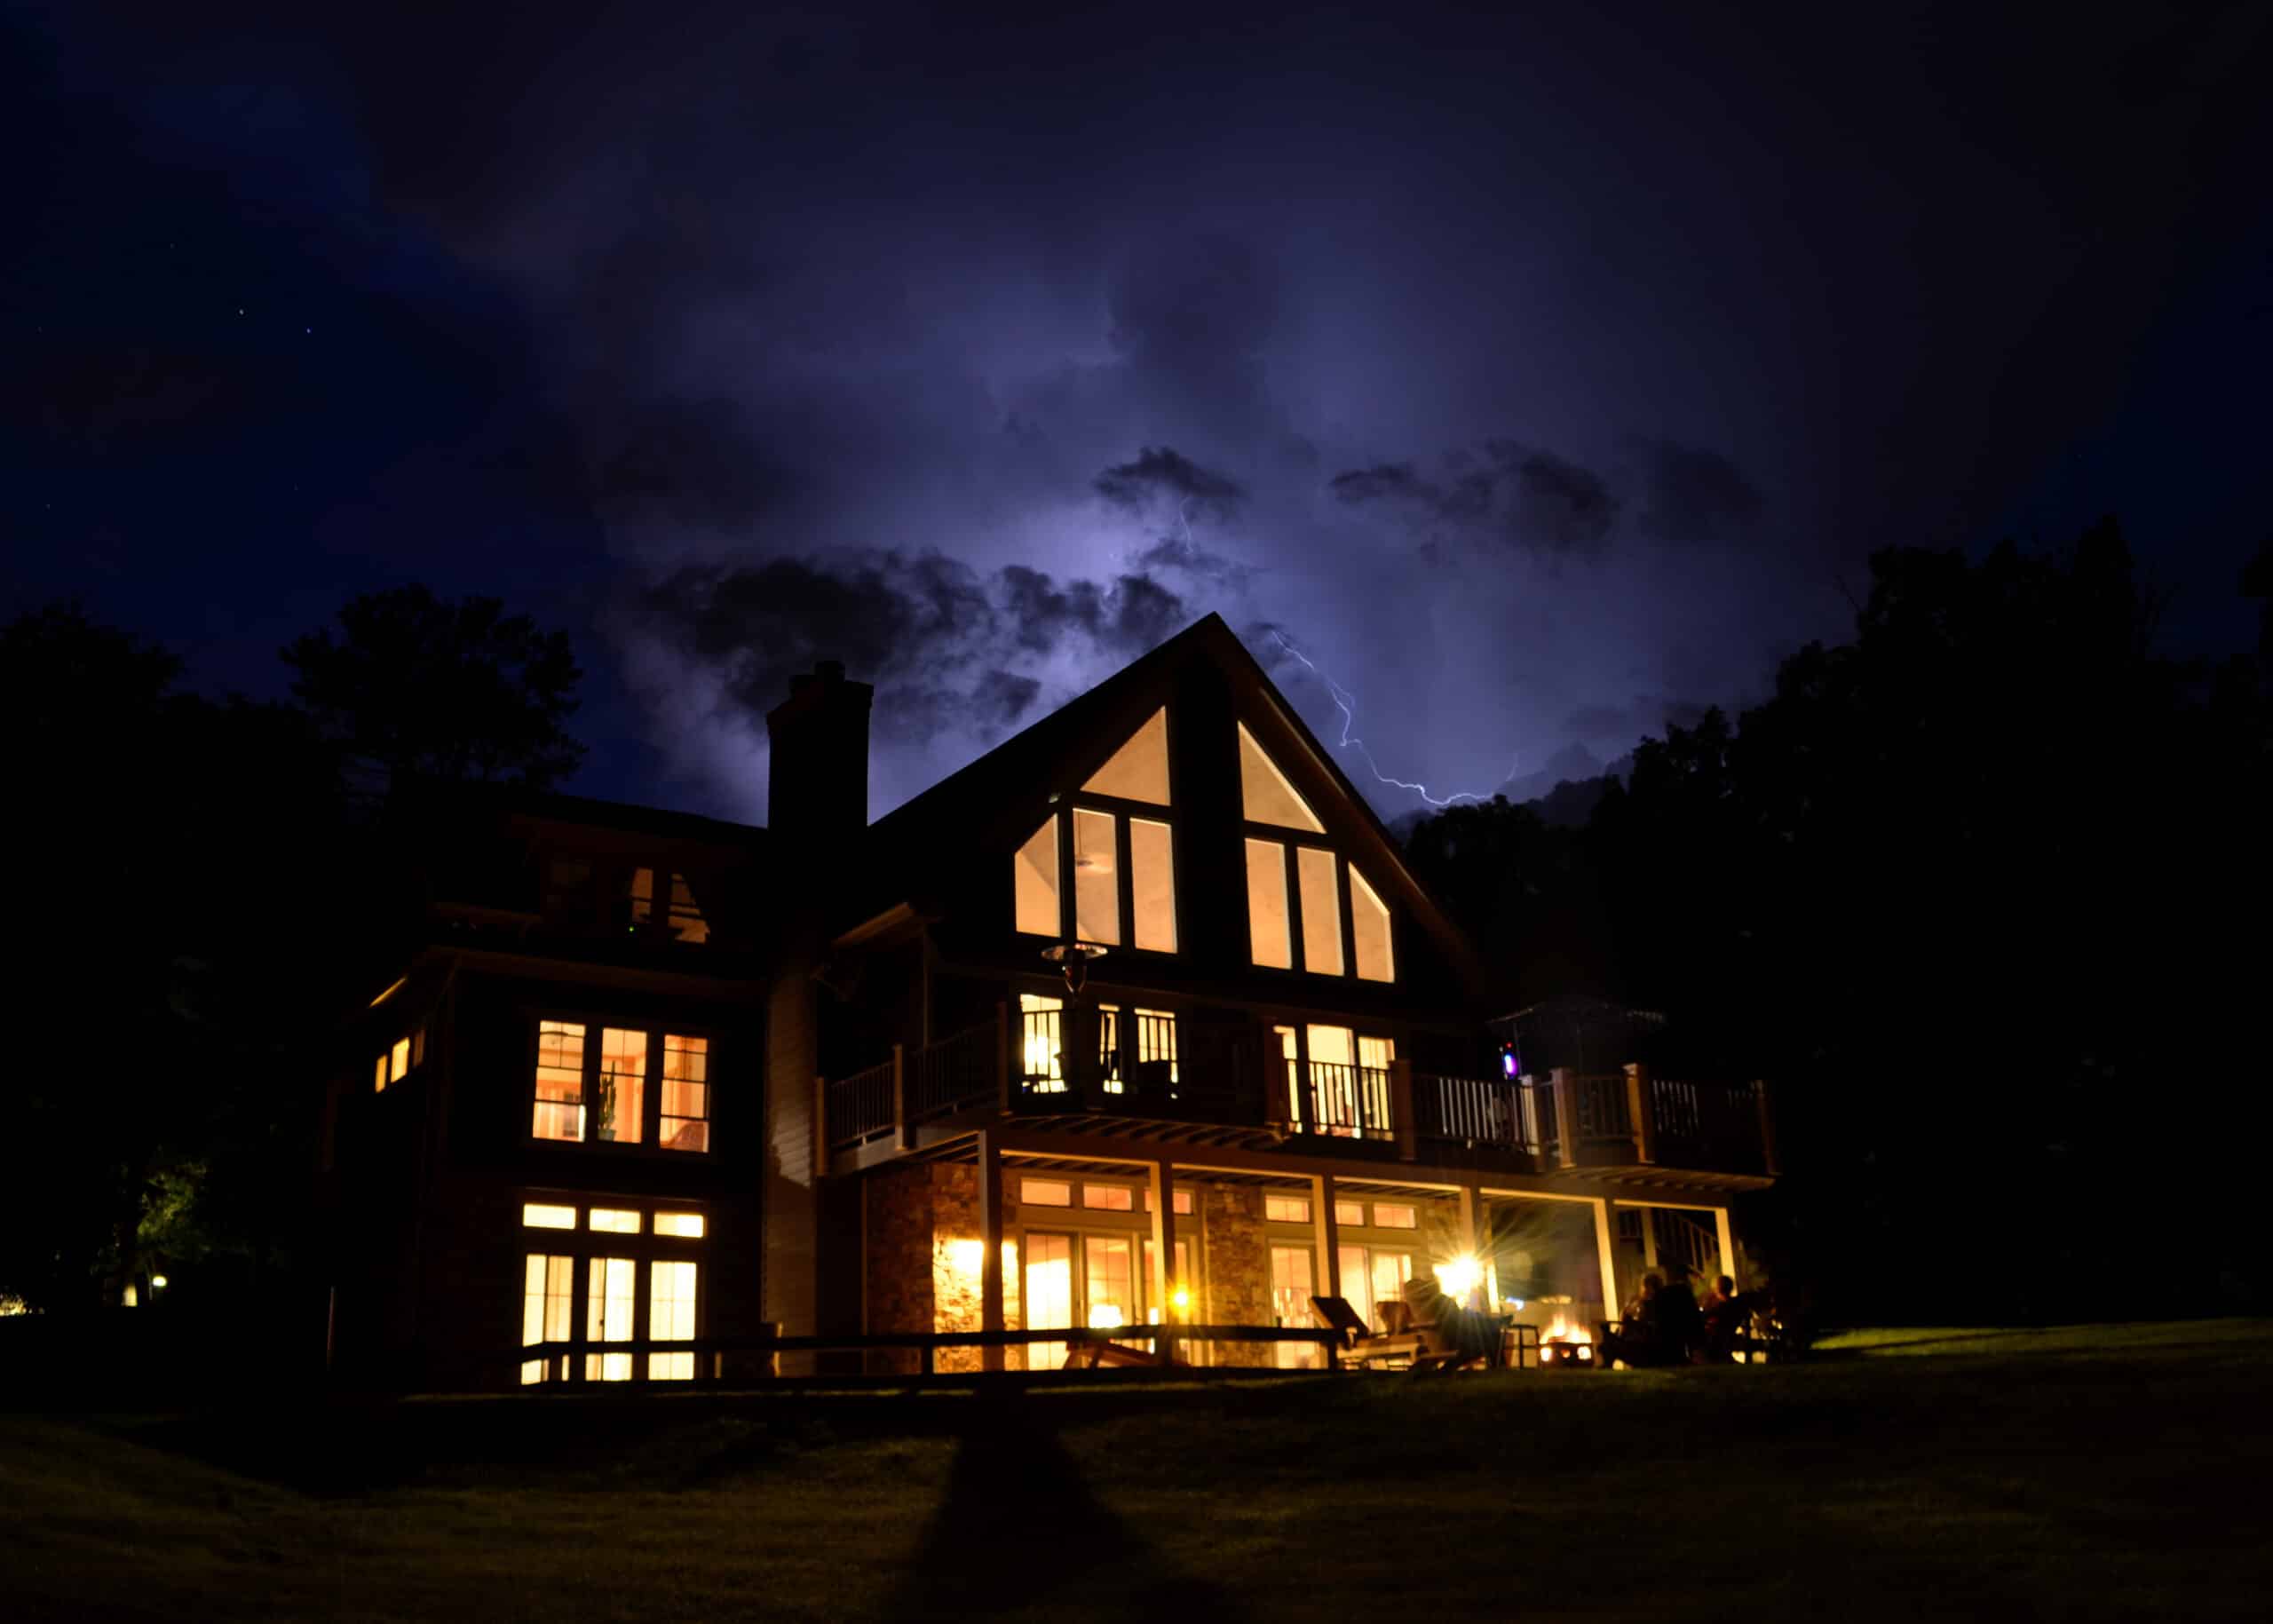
top-left (1311, 1295), bottom-right (1432, 1369)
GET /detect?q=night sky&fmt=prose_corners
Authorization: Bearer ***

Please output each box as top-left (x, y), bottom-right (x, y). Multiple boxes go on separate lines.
top-left (9, 3), bottom-right (2270, 820)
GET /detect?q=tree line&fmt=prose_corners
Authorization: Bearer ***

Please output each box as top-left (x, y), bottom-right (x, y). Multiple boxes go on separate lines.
top-left (0, 589), bottom-right (583, 1315)
top-left (1405, 521), bottom-right (2272, 1323)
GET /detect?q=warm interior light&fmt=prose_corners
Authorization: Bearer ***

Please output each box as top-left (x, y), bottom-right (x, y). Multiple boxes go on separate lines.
top-left (1435, 1256), bottom-right (1483, 1303)
top-left (368, 977), bottom-right (407, 1009)
top-left (522, 1203), bottom-right (577, 1230)
top-left (1088, 1304), bottom-right (1126, 1329)
top-left (151, 1274), bottom-right (169, 1289)
top-left (653, 1212), bottom-right (705, 1239)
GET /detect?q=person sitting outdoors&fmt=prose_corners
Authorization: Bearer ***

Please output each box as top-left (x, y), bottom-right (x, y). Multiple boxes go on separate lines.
top-left (1399, 1270), bottom-right (1497, 1367)
top-left (1601, 1272), bottom-right (1665, 1367)
top-left (1655, 1263), bottom-right (1705, 1364)
top-left (1700, 1274), bottom-right (1744, 1362)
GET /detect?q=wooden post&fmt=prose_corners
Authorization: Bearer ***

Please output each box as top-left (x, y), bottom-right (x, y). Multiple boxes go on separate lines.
top-left (1390, 1058), bottom-right (1417, 1162)
top-left (995, 1002), bottom-right (1013, 1110)
top-left (1147, 1157), bottom-right (1178, 1365)
top-left (1591, 1199), bottom-right (1620, 1327)
top-left (811, 1073), bottom-right (828, 1181)
top-left (1754, 1080), bottom-right (1779, 1176)
top-left (1311, 1172), bottom-right (1342, 1306)
top-left (1456, 1184), bottom-right (1483, 1310)
top-left (978, 1130), bottom-right (1005, 1372)
top-left (891, 1043), bottom-right (908, 1150)
top-left (1635, 1205), bottom-right (1657, 1269)
top-left (1626, 1062), bottom-right (1655, 1164)
top-left (1551, 1068), bottom-right (1578, 1168)
top-left (1714, 1207), bottom-right (1738, 1287)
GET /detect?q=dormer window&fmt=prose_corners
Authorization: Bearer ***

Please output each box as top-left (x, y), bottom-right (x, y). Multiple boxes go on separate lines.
top-left (1013, 709), bottom-right (1176, 952)
top-left (627, 867), bottom-right (711, 944)
top-left (1240, 723), bottom-right (1395, 982)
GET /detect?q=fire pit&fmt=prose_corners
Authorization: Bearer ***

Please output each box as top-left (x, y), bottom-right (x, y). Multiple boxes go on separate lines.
top-left (1539, 1312), bottom-right (1598, 1370)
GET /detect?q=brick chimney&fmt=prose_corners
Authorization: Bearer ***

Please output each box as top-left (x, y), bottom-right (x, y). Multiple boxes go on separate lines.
top-left (765, 660), bottom-right (874, 843)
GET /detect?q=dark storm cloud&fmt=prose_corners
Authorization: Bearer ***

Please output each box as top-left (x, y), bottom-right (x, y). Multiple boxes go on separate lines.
top-left (1330, 442), bottom-right (1620, 557)
top-left (40, 1), bottom-right (2267, 821)
top-left (1635, 440), bottom-right (1766, 543)
top-left (1564, 696), bottom-right (1714, 744)
top-left (639, 552), bottom-right (1185, 749)
top-left (1094, 448), bottom-right (1246, 521)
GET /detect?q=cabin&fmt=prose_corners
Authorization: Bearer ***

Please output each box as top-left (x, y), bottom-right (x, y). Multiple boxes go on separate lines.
top-left (321, 614), bottom-right (1775, 1389)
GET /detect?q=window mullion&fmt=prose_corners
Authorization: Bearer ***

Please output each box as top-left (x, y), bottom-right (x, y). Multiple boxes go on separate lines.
top-left (1280, 839), bottom-right (1305, 972)
top-left (1114, 813), bottom-right (1135, 952)
top-left (1056, 810), bottom-right (1075, 940)
top-left (1336, 857), bottom-right (1358, 986)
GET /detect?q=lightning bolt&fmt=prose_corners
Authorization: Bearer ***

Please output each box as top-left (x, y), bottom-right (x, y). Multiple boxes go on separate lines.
top-left (1267, 630), bottom-right (1520, 809)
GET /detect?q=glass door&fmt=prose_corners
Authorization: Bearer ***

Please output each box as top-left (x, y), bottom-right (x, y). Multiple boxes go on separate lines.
top-left (1024, 1232), bottom-right (1073, 1370)
top-left (1085, 1235), bottom-right (1136, 1354)
top-left (1271, 1245), bottom-right (1319, 1368)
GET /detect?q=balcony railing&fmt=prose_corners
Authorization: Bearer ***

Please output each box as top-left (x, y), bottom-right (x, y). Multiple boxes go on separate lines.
top-left (822, 1013), bottom-right (1773, 1178)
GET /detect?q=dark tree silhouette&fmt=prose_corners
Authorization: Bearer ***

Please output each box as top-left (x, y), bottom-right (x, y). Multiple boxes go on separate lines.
top-left (1409, 520), bottom-right (2269, 1323)
top-left (282, 585), bottom-right (586, 793)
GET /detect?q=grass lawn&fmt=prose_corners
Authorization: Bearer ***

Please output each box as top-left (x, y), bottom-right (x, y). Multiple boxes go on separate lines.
top-left (4, 1318), bottom-right (2269, 1621)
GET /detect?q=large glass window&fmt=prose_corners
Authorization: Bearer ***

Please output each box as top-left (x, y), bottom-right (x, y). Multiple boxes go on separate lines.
top-left (1072, 809), bottom-right (1121, 944)
top-left (1081, 708), bottom-right (1169, 803)
top-left (1297, 847), bottom-right (1344, 977)
top-left (1129, 818), bottom-right (1176, 951)
top-left (1018, 994), bottom-right (1065, 1091)
top-left (585, 1256), bottom-right (638, 1382)
top-left (647, 1260), bottom-right (699, 1381)
top-left (597, 1029), bottom-right (646, 1144)
top-left (520, 1254), bottom-right (573, 1385)
top-left (1350, 867), bottom-right (1394, 982)
top-left (534, 1021), bottom-right (711, 1151)
top-left (661, 1035), bottom-right (709, 1152)
top-left (629, 867), bottom-right (711, 944)
top-left (1246, 839), bottom-right (1293, 968)
top-left (533, 1021), bottom-right (586, 1142)
top-left (1239, 724), bottom-right (1323, 831)
top-left (1014, 821), bottom-right (1060, 936)
top-left (1013, 711), bottom-right (1176, 952)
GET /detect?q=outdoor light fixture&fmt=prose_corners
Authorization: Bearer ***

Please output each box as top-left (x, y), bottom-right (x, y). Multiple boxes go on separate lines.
top-left (151, 1275), bottom-right (169, 1290)
top-left (1436, 1255), bottom-right (1484, 1304)
top-left (1041, 939), bottom-right (1106, 999)
top-left (1171, 1286), bottom-right (1191, 1314)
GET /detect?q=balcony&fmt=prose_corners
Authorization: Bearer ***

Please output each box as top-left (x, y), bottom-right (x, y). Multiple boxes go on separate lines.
top-left (822, 1008), bottom-right (1773, 1182)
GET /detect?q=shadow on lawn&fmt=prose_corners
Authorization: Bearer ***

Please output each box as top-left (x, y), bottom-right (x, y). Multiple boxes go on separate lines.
top-left (878, 1390), bottom-right (1247, 1621)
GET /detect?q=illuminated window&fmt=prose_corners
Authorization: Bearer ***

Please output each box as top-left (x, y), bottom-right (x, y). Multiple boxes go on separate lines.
top-left (661, 1034), bottom-right (709, 1153)
top-left (1141, 1188), bottom-right (1196, 1215)
top-left (373, 1055), bottom-right (388, 1094)
top-left (597, 1029), bottom-right (646, 1144)
top-left (1082, 1184), bottom-right (1135, 1211)
top-left (1129, 818), bottom-right (1176, 952)
top-left (521, 1203), bottom-right (577, 1230)
top-left (1373, 1203), bottom-right (1418, 1229)
top-left (1246, 838), bottom-right (1292, 968)
top-left (648, 1259), bottom-right (699, 1380)
top-left (1239, 723), bottom-right (1322, 831)
top-left (628, 866), bottom-right (654, 928)
top-left (667, 874), bottom-right (709, 944)
top-left (389, 1036), bottom-right (410, 1083)
top-left (520, 1254), bottom-right (572, 1384)
top-left (533, 1021), bottom-right (586, 1142)
top-left (1297, 847), bottom-right (1344, 977)
top-left (653, 1212), bottom-right (706, 1239)
top-left (1133, 1009), bottom-right (1178, 1086)
top-left (589, 1208), bottom-right (642, 1233)
top-left (1072, 809), bottom-right (1120, 944)
top-left (1274, 1025), bottom-right (1301, 1128)
top-left (1014, 820), bottom-right (1059, 936)
top-left (1350, 867), bottom-right (1394, 982)
top-left (1264, 1195), bottom-right (1311, 1224)
top-left (1020, 1178), bottom-right (1073, 1208)
top-left (585, 1256), bottom-right (637, 1381)
top-left (1019, 994), bottom-right (1065, 1092)
top-left (1082, 708), bottom-right (1170, 804)
top-left (1336, 1201), bottom-right (1366, 1228)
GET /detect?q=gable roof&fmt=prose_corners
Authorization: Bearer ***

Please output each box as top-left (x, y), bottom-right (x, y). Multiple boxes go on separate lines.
top-left (859, 612), bottom-right (1497, 1003)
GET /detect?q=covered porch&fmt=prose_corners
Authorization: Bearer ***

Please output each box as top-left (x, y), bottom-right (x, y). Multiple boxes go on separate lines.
top-left (856, 1123), bottom-right (1751, 1374)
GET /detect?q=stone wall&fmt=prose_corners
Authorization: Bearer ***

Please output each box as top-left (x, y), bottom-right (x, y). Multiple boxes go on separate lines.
top-left (1200, 1183), bottom-right (1273, 1367)
top-left (863, 1162), bottom-right (1018, 1374)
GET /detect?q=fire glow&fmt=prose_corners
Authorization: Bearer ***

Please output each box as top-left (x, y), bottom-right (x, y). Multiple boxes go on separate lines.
top-left (1540, 1312), bottom-right (1596, 1367)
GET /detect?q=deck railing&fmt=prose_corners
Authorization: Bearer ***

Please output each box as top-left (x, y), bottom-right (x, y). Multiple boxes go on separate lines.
top-left (1412, 1072), bottom-right (1549, 1156)
top-left (1411, 1067), bottom-right (1770, 1176)
top-left (825, 1058), bottom-right (898, 1149)
top-left (1291, 1060), bottom-right (1395, 1140)
top-left (909, 1021), bottom-right (1001, 1122)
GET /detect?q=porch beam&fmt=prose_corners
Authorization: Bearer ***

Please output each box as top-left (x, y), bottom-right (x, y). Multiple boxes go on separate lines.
top-left (978, 1129), bottom-right (1005, 1373)
top-left (1310, 1172), bottom-right (1342, 1306)
top-left (1147, 1157), bottom-right (1177, 1364)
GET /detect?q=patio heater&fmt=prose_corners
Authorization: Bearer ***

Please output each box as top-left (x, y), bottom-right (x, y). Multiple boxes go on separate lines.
top-left (1041, 939), bottom-right (1106, 1000)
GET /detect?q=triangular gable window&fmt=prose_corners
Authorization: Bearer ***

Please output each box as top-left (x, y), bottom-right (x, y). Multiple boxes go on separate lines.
top-left (1239, 723), bottom-right (1323, 831)
top-left (1082, 708), bottom-right (1170, 804)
